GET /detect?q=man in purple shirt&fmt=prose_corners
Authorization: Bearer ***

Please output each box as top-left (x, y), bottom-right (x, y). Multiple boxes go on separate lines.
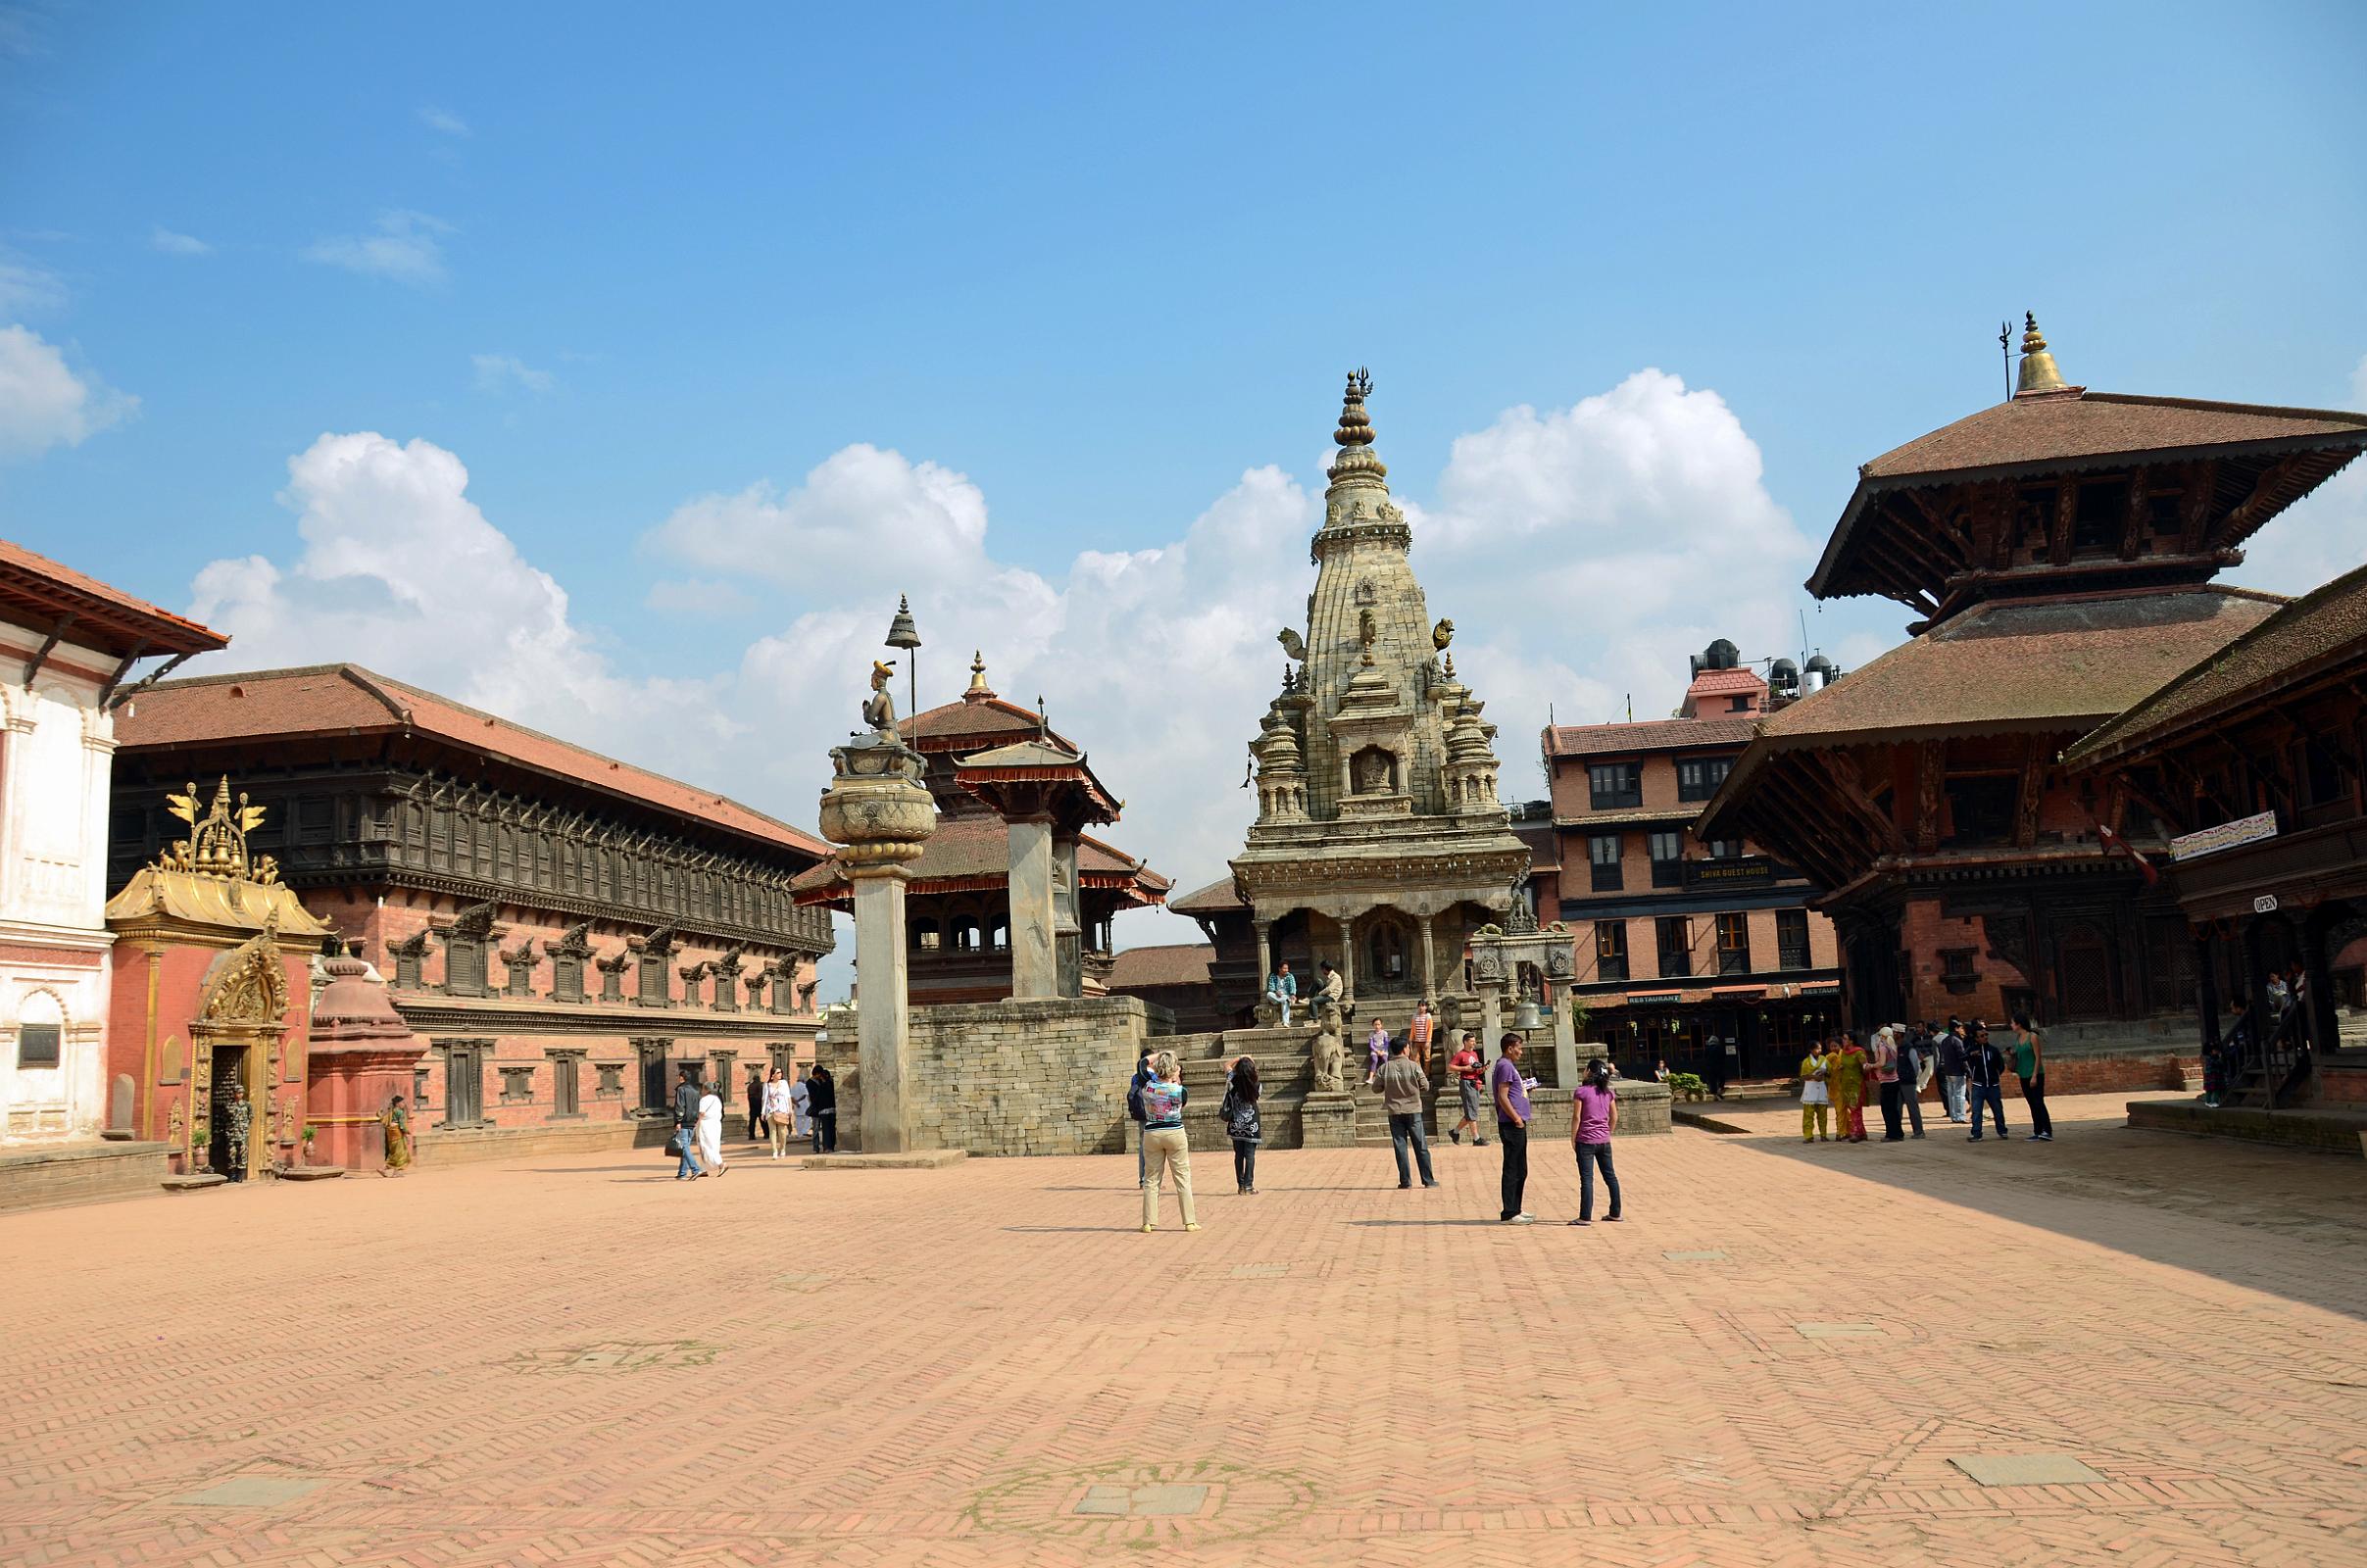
top-left (1568, 1056), bottom-right (1622, 1226)
top-left (1491, 1034), bottom-right (1534, 1224)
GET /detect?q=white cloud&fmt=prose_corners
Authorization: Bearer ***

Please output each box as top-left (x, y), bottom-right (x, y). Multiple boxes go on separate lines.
top-left (418, 106), bottom-right (470, 137)
top-left (0, 248), bottom-right (67, 315)
top-left (189, 370), bottom-right (1813, 980)
top-left (646, 578), bottom-right (755, 614)
top-left (150, 226), bottom-right (211, 256)
top-left (471, 352), bottom-right (554, 394)
top-left (0, 324), bottom-right (137, 461)
top-left (301, 211), bottom-right (451, 286)
top-left (2225, 353), bottom-right (2367, 598)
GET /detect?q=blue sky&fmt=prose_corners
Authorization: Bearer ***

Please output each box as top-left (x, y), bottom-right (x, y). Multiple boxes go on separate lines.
top-left (4, 2), bottom-right (2364, 963)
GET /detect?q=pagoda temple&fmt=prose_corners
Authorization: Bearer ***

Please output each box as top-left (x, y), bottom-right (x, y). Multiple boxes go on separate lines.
top-left (791, 652), bottom-right (1170, 1004)
top-left (1177, 371), bottom-right (1529, 1027)
top-left (1701, 319), bottom-right (2367, 1080)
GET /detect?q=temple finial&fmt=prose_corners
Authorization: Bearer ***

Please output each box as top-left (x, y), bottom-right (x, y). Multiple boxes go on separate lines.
top-left (963, 649), bottom-right (993, 702)
top-left (2015, 311), bottom-right (2069, 397)
top-left (1329, 368), bottom-right (1389, 481)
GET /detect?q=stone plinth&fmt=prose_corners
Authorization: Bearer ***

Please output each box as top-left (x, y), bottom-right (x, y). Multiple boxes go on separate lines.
top-left (1299, 1090), bottom-right (1358, 1148)
top-left (1007, 816), bottom-right (1057, 998)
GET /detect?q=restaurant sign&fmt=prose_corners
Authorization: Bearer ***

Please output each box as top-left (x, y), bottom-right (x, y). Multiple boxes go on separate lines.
top-left (2169, 810), bottom-right (2278, 863)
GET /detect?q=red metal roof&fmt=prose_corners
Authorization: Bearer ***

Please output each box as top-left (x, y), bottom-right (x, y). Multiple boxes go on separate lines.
top-left (0, 539), bottom-right (227, 660)
top-left (115, 663), bottom-right (828, 859)
top-left (1544, 715), bottom-right (1759, 760)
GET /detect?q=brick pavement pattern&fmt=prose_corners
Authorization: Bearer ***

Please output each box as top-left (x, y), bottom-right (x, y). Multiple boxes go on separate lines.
top-left (3, 1092), bottom-right (2365, 1567)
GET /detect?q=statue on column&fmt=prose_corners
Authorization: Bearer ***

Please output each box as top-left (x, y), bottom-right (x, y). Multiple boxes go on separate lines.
top-left (862, 660), bottom-right (899, 735)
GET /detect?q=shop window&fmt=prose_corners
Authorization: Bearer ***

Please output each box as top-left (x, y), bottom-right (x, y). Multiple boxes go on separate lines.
top-left (1589, 833), bottom-right (1623, 892)
top-left (1595, 921), bottom-right (1628, 982)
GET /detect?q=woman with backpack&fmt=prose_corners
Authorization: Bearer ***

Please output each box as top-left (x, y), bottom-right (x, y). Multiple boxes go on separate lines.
top-left (1220, 1054), bottom-right (1262, 1195)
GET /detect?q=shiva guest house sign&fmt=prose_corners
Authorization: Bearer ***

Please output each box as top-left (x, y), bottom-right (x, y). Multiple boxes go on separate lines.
top-left (2169, 809), bottom-right (2279, 863)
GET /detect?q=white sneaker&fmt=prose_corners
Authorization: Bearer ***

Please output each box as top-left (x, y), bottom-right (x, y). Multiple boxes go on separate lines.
top-left (1504, 1213), bottom-right (1536, 1225)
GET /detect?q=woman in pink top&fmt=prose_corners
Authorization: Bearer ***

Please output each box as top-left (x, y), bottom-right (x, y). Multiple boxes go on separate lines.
top-left (1568, 1057), bottom-right (1622, 1226)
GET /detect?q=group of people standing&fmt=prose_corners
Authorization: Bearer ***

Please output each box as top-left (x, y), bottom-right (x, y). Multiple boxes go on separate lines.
top-left (1799, 1016), bottom-right (2052, 1145)
top-left (671, 1061), bottom-right (838, 1180)
top-left (1125, 1028), bottom-right (1630, 1232)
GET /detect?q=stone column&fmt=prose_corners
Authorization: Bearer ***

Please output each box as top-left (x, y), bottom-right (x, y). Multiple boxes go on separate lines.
top-left (1417, 913), bottom-right (1438, 1003)
top-left (817, 729), bottom-right (937, 1154)
top-left (1480, 984), bottom-right (1504, 1061)
top-left (1053, 831), bottom-right (1083, 998)
top-left (852, 866), bottom-right (914, 1151)
top-left (1008, 815), bottom-right (1058, 999)
top-left (1550, 979), bottom-right (1580, 1090)
top-left (1253, 919), bottom-right (1276, 1023)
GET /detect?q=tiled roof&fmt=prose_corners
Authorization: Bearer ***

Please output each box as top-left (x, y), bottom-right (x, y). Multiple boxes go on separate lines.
top-left (790, 815), bottom-right (1166, 903)
top-left (1167, 875), bottom-right (1246, 914)
top-left (1553, 805), bottom-right (1702, 829)
top-left (1861, 393), bottom-right (2367, 482)
top-left (1107, 942), bottom-right (1214, 988)
top-left (2067, 562), bottom-right (2367, 766)
top-left (1745, 587), bottom-right (2282, 750)
top-left (900, 692), bottom-right (1075, 752)
top-left (1544, 716), bottom-right (1759, 760)
top-left (1685, 668), bottom-right (1764, 697)
top-left (0, 539), bottom-right (227, 660)
top-left (115, 663), bottom-right (828, 859)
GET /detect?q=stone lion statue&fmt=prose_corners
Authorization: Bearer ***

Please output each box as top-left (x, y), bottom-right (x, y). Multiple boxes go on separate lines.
top-left (1309, 1004), bottom-right (1347, 1094)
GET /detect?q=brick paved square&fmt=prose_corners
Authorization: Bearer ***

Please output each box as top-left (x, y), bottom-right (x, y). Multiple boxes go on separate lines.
top-left (2, 1091), bottom-right (2363, 1566)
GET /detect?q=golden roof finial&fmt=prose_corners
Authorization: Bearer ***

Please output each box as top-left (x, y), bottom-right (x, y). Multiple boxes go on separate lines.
top-left (2015, 311), bottom-right (2068, 397)
top-left (963, 649), bottom-right (994, 701)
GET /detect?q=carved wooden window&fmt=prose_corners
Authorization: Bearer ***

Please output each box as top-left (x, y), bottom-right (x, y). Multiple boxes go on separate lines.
top-left (634, 1039), bottom-right (673, 1112)
top-left (1655, 916), bottom-right (1690, 978)
top-left (1776, 908), bottom-right (1810, 971)
top-left (1594, 920), bottom-right (1627, 982)
top-left (445, 936), bottom-right (489, 998)
top-left (2056, 931), bottom-right (2116, 1021)
top-left (594, 1060), bottom-right (624, 1099)
top-left (1939, 947), bottom-right (1979, 994)
top-left (636, 953), bottom-right (670, 1005)
top-left (2071, 479), bottom-right (2126, 556)
top-left (498, 1063), bottom-right (537, 1105)
top-left (551, 951), bottom-right (585, 1004)
top-left (16, 1023), bottom-right (60, 1069)
top-left (1943, 775), bottom-right (2017, 847)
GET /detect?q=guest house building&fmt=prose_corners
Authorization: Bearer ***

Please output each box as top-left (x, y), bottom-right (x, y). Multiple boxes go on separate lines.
top-left (1544, 641), bottom-right (1843, 1079)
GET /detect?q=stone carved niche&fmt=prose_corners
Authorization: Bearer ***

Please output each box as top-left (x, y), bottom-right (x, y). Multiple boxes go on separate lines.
top-left (498, 938), bottom-right (538, 999)
top-left (677, 959), bottom-right (712, 1009)
top-left (629, 924), bottom-right (680, 1007)
top-left (386, 930), bottom-right (431, 990)
top-left (1351, 745), bottom-right (1400, 796)
top-left (544, 921), bottom-right (594, 1004)
top-left (711, 948), bottom-right (746, 1013)
top-left (594, 947), bottom-right (630, 1004)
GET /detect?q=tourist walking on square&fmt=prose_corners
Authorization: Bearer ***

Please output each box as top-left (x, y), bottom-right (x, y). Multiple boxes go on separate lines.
top-left (1449, 1032), bottom-right (1487, 1145)
top-left (1221, 1054), bottom-right (1261, 1194)
top-left (790, 1066), bottom-right (812, 1140)
top-left (763, 1066), bottom-right (795, 1159)
top-left (808, 1063), bottom-right (837, 1153)
top-left (672, 1064), bottom-right (703, 1180)
top-left (1872, 1026), bottom-right (1904, 1142)
top-left (1936, 1018), bottom-right (1968, 1122)
top-left (1406, 1001), bottom-right (1435, 1073)
top-left (1267, 959), bottom-right (1297, 1026)
top-left (1899, 1024), bottom-right (1930, 1138)
top-left (1377, 1039), bottom-right (1439, 1190)
top-left (1139, 1051), bottom-right (1199, 1232)
top-left (1828, 1033), bottom-right (1868, 1143)
top-left (2010, 1016), bottom-right (2054, 1141)
top-left (1708, 1035), bottom-right (1735, 1101)
top-left (1492, 1033), bottom-right (1534, 1223)
top-left (380, 1093), bottom-right (412, 1175)
top-left (217, 1082), bottom-right (251, 1181)
top-left (696, 1077), bottom-right (727, 1176)
top-left (1799, 1041), bottom-right (1831, 1142)
top-left (1569, 1056), bottom-right (1621, 1225)
top-left (1965, 1021), bottom-right (2008, 1141)
top-left (1364, 1018), bottom-right (1390, 1087)
top-left (746, 1069), bottom-right (765, 1146)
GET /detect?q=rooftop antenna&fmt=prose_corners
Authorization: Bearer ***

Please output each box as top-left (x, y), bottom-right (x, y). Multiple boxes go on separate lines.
top-left (1999, 319), bottom-right (2013, 403)
top-left (1625, 693), bottom-right (1633, 722)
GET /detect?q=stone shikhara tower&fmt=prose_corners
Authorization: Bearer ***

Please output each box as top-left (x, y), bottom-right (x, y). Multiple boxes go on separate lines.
top-left (1229, 371), bottom-right (1530, 1013)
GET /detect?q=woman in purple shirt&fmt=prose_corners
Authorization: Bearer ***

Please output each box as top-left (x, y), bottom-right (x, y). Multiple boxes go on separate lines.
top-left (1568, 1056), bottom-right (1622, 1226)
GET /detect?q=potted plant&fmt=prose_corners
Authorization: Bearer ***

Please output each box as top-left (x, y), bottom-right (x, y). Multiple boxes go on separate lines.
top-left (300, 1124), bottom-right (319, 1164)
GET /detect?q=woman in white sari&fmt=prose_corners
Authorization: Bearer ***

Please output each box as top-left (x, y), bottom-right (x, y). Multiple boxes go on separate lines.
top-left (696, 1082), bottom-right (727, 1177)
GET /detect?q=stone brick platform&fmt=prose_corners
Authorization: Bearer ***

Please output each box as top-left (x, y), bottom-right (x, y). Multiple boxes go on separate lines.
top-left (2129, 1095), bottom-right (2367, 1155)
top-left (2, 1091), bottom-right (2362, 1565)
top-left (0, 1139), bottom-right (170, 1212)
